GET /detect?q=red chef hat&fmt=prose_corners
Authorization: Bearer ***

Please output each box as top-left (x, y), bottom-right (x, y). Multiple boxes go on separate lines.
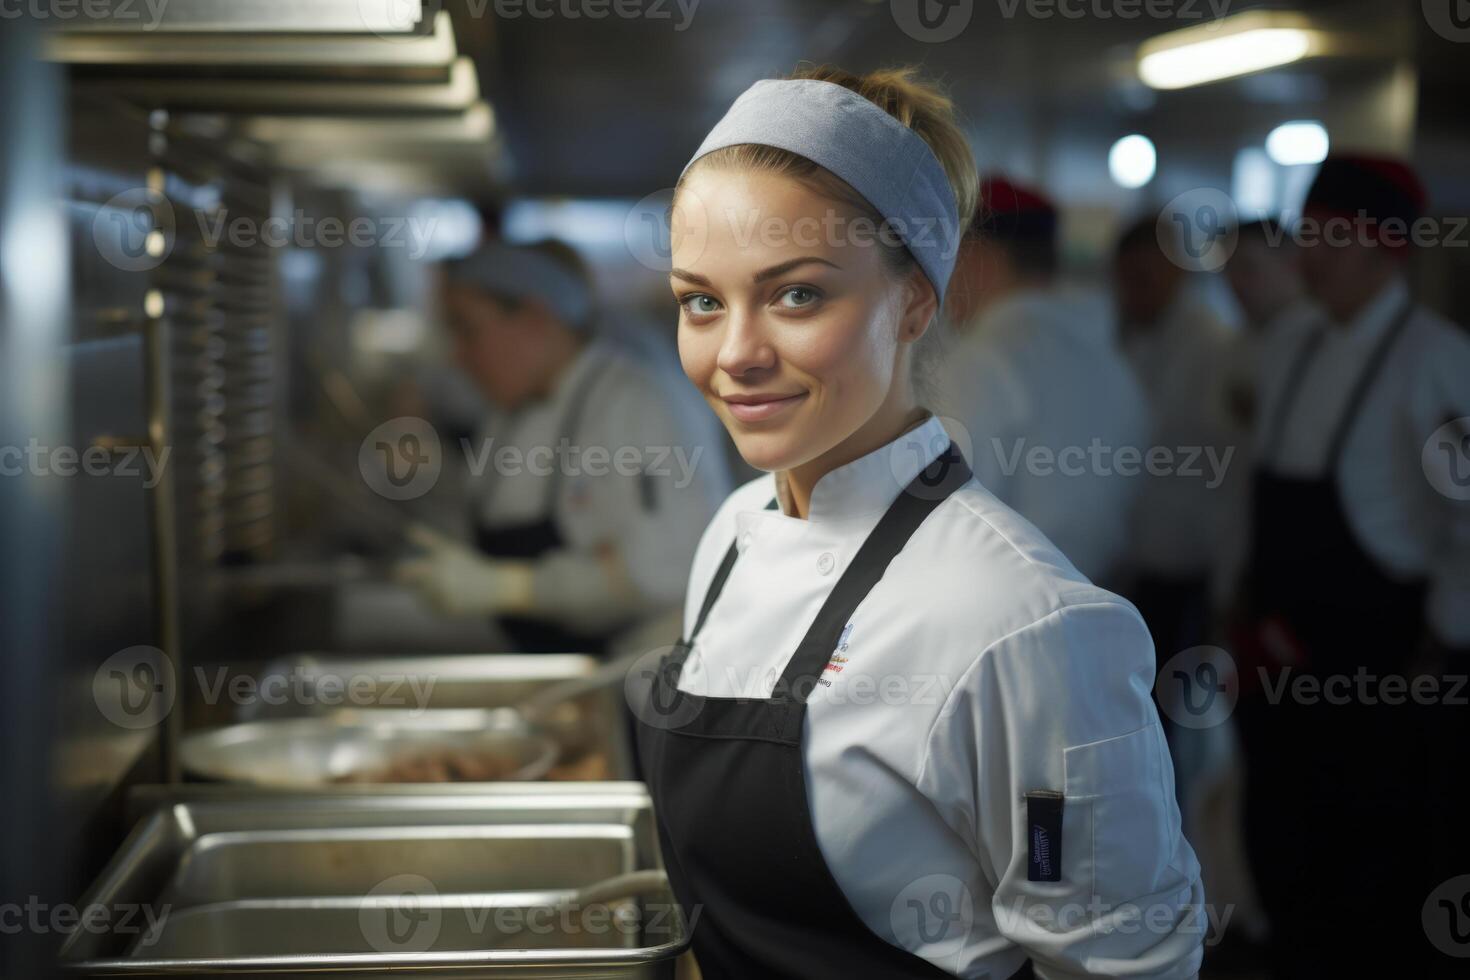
top-left (1302, 153), bottom-right (1427, 254)
top-left (973, 175), bottom-right (1059, 244)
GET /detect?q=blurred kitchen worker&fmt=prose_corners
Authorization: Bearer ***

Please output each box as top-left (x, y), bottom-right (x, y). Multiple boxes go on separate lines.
top-left (1222, 218), bottom-right (1323, 430)
top-left (1214, 219), bottom-right (1327, 617)
top-left (1113, 217), bottom-right (1240, 666)
top-left (396, 238), bottom-right (731, 655)
top-left (938, 176), bottom-right (1149, 587)
top-left (1231, 155), bottom-right (1470, 977)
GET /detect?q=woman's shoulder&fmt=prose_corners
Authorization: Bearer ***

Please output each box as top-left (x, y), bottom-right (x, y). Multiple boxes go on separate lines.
top-left (897, 478), bottom-right (1149, 659)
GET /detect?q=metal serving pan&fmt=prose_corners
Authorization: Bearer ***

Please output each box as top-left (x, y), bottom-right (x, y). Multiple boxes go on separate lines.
top-left (179, 713), bottom-right (559, 787)
top-left (58, 783), bottom-right (687, 978)
top-left (227, 653), bottom-right (635, 782)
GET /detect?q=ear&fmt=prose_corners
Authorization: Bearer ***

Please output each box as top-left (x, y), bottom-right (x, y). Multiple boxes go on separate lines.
top-left (898, 264), bottom-right (939, 344)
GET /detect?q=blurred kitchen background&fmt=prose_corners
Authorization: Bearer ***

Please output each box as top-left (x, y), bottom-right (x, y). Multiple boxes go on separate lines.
top-left (2, 1), bottom-right (1467, 977)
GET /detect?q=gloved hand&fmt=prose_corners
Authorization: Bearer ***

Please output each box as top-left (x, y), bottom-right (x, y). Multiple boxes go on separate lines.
top-left (393, 524), bottom-right (536, 618)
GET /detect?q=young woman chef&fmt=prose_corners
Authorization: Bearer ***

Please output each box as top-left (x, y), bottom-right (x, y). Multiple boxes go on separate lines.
top-left (629, 65), bottom-right (1205, 980)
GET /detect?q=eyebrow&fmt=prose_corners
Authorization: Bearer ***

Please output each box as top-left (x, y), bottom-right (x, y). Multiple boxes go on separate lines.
top-left (670, 256), bottom-right (842, 288)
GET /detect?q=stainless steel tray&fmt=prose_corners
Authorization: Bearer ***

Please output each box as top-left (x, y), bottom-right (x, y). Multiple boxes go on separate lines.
top-left (179, 715), bottom-right (559, 786)
top-left (235, 654), bottom-right (633, 782)
top-left (58, 783), bottom-right (687, 978)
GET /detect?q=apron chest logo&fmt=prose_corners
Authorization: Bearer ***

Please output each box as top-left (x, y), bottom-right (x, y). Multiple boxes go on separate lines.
top-left (818, 622), bottom-right (855, 687)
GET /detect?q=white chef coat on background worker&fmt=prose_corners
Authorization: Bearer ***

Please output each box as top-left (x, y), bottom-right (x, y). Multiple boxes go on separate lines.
top-left (1254, 276), bottom-right (1470, 647)
top-left (470, 334), bottom-right (730, 636)
top-left (676, 414), bottom-right (1205, 978)
top-left (937, 288), bottom-right (1151, 586)
top-left (1122, 291), bottom-right (1241, 584)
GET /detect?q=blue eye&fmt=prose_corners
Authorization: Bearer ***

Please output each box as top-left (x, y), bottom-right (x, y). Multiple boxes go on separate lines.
top-left (679, 294), bottom-right (721, 316)
top-left (778, 286), bottom-right (820, 309)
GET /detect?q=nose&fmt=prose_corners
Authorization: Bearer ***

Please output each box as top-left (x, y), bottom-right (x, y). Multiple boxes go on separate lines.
top-left (715, 305), bottom-right (776, 379)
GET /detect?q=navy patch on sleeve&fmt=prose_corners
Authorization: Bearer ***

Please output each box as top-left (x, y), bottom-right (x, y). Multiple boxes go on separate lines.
top-left (1025, 790), bottom-right (1064, 882)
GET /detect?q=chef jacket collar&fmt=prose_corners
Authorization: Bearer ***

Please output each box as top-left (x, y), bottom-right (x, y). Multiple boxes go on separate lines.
top-left (1334, 275), bottom-right (1408, 340)
top-left (759, 413), bottom-right (955, 524)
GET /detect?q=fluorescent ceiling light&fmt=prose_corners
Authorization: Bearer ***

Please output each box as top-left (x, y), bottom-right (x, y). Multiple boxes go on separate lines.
top-left (1266, 121), bottom-right (1330, 166)
top-left (1138, 12), bottom-right (1324, 90)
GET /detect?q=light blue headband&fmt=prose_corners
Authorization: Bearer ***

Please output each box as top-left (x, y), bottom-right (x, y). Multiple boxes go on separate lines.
top-left (682, 77), bottom-right (962, 305)
top-left (446, 241), bottom-right (593, 329)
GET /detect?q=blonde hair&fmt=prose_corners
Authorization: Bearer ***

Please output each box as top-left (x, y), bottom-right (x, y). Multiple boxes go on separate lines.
top-left (677, 64), bottom-right (977, 404)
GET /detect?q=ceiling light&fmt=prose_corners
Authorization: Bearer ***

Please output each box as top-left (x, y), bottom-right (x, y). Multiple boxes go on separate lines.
top-left (1138, 12), bottom-right (1324, 90)
top-left (1109, 135), bottom-right (1157, 189)
top-left (1266, 121), bottom-right (1330, 166)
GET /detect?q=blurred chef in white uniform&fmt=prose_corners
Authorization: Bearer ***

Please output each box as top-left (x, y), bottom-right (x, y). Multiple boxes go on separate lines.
top-left (396, 238), bottom-right (731, 655)
top-left (1112, 219), bottom-right (1241, 663)
top-left (1231, 155), bottom-right (1470, 977)
top-left (939, 176), bottom-right (1149, 587)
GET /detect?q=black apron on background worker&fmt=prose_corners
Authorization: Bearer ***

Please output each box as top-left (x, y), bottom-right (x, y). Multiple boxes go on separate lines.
top-left (1235, 299), bottom-right (1435, 977)
top-left (633, 446), bottom-right (1034, 980)
top-left (472, 359), bottom-right (614, 655)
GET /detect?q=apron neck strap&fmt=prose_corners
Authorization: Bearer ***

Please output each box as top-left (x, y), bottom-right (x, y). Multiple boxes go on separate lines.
top-left (1263, 299), bottom-right (1415, 471)
top-left (686, 442), bottom-right (974, 671)
top-left (687, 497), bottom-right (779, 641)
top-left (777, 443), bottom-right (971, 703)
top-left (1321, 300), bottom-right (1414, 469)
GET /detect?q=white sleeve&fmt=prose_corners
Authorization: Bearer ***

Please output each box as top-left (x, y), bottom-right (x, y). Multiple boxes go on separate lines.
top-left (1410, 324), bottom-right (1470, 648)
top-left (916, 602), bottom-right (1206, 978)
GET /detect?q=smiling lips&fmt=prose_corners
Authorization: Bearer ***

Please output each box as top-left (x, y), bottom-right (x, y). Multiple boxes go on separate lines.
top-left (721, 391), bottom-right (808, 422)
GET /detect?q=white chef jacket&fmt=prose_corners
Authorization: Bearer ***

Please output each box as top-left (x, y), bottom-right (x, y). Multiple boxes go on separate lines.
top-left (676, 414), bottom-right (1206, 979)
top-left (937, 288), bottom-right (1151, 586)
top-left (1255, 277), bottom-right (1470, 647)
top-left (1122, 293), bottom-right (1242, 580)
top-left (469, 336), bottom-right (731, 633)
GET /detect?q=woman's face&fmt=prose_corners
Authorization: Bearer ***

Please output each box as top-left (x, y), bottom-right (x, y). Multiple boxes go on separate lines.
top-left (671, 167), bottom-right (932, 473)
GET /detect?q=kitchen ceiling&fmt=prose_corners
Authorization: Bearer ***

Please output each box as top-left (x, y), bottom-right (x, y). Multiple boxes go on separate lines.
top-left (452, 0), bottom-right (1417, 198)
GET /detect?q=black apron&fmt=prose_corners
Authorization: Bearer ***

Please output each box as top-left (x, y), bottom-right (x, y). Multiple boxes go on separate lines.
top-left (1235, 301), bottom-right (1441, 976)
top-left (634, 442), bottom-right (1034, 980)
top-left (472, 358), bottom-right (614, 655)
